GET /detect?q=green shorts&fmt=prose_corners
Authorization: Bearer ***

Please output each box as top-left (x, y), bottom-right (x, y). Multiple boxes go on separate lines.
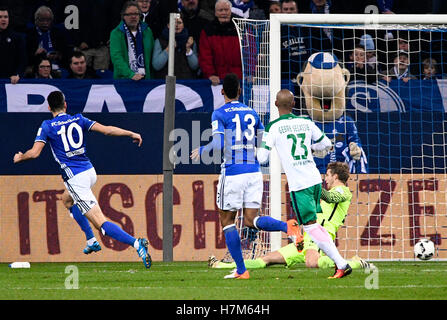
top-left (289, 184), bottom-right (322, 225)
top-left (277, 243), bottom-right (305, 268)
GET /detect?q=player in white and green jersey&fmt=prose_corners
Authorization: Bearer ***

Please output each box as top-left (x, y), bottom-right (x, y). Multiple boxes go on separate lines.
top-left (256, 89), bottom-right (353, 279)
top-left (208, 162), bottom-right (373, 271)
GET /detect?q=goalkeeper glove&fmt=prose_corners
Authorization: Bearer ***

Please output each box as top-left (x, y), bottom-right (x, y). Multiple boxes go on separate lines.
top-left (312, 146), bottom-right (333, 159)
top-left (349, 142), bottom-right (362, 160)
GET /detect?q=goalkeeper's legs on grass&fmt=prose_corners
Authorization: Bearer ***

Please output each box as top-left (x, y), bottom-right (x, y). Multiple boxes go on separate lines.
top-left (210, 243), bottom-right (366, 270)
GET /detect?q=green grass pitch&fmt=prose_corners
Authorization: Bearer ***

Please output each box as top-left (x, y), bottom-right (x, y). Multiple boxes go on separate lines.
top-left (1, 261), bottom-right (446, 300)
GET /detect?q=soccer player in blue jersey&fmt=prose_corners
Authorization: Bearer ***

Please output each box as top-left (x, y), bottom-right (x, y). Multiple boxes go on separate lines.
top-left (191, 73), bottom-right (301, 279)
top-left (13, 91), bottom-right (152, 269)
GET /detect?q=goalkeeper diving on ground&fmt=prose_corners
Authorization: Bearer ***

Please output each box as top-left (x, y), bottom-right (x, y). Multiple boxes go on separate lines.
top-left (208, 161), bottom-right (374, 272)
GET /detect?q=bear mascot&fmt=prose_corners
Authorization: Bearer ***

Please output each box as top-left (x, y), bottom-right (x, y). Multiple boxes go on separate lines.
top-left (297, 52), bottom-right (368, 173)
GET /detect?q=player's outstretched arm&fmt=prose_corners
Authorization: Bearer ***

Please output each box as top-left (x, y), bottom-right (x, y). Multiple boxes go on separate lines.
top-left (311, 134), bottom-right (332, 152)
top-left (257, 128), bottom-right (272, 164)
top-left (320, 188), bottom-right (350, 204)
top-left (13, 141), bottom-right (45, 163)
top-left (190, 133), bottom-right (223, 162)
top-left (90, 123), bottom-right (142, 147)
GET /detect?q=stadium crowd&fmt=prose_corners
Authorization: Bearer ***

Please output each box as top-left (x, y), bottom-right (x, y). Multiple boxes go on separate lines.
top-left (0, 0), bottom-right (445, 85)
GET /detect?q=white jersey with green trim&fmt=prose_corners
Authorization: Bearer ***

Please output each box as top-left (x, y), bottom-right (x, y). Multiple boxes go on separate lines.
top-left (257, 113), bottom-right (332, 191)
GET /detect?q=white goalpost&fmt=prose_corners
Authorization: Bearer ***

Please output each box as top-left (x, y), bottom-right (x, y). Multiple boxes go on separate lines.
top-left (233, 13), bottom-right (447, 261)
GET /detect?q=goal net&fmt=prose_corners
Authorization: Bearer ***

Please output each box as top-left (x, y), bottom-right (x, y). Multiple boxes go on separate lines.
top-left (232, 14), bottom-right (447, 261)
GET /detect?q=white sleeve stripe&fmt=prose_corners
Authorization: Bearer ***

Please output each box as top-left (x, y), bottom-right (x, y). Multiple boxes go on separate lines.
top-left (88, 121), bottom-right (96, 131)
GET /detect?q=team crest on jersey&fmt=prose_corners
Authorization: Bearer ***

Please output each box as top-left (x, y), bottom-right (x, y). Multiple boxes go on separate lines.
top-left (212, 120), bottom-right (218, 132)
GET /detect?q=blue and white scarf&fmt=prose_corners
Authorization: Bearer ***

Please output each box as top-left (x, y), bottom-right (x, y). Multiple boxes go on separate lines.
top-left (36, 27), bottom-right (54, 53)
top-left (230, 0), bottom-right (254, 18)
top-left (393, 66), bottom-right (409, 79)
top-left (123, 22), bottom-right (145, 75)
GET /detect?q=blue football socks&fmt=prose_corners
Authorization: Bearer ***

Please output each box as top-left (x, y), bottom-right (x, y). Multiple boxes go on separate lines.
top-left (254, 216), bottom-right (287, 233)
top-left (223, 224), bottom-right (246, 275)
top-left (70, 205), bottom-right (95, 241)
top-left (100, 221), bottom-right (136, 247)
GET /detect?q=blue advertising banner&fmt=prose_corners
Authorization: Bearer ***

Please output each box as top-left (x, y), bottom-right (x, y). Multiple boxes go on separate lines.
top-left (0, 79), bottom-right (225, 113)
top-left (346, 79), bottom-right (447, 113)
top-left (1, 78), bottom-right (447, 113)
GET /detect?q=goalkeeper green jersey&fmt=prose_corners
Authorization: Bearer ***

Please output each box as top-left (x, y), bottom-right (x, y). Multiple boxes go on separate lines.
top-left (317, 185), bottom-right (352, 236)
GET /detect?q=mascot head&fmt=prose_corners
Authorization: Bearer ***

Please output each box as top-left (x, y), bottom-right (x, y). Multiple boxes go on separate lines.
top-left (297, 52), bottom-right (350, 121)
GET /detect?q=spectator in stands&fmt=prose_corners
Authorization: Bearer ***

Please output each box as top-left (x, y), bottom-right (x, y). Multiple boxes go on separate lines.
top-left (137, 0), bottom-right (164, 39)
top-left (199, 0), bottom-right (242, 85)
top-left (26, 6), bottom-right (71, 74)
top-left (306, 0), bottom-right (349, 62)
top-left (138, 0), bottom-right (151, 21)
top-left (359, 34), bottom-right (380, 72)
top-left (111, 0), bottom-right (175, 38)
top-left (421, 58), bottom-right (440, 80)
top-left (152, 15), bottom-right (199, 79)
top-left (34, 57), bottom-right (53, 79)
top-left (395, 32), bottom-right (422, 76)
top-left (74, 0), bottom-right (111, 71)
top-left (398, 37), bottom-right (409, 53)
top-left (309, 0), bottom-right (334, 43)
top-left (269, 1), bottom-right (282, 14)
top-left (179, 0), bottom-right (213, 49)
top-left (66, 51), bottom-right (100, 79)
top-left (0, 0), bottom-right (27, 33)
top-left (110, 1), bottom-right (154, 80)
top-left (281, 0), bottom-right (298, 13)
top-left (311, 0), bottom-right (333, 13)
top-left (345, 45), bottom-right (377, 83)
top-left (26, 0), bottom-right (66, 24)
top-left (382, 51), bottom-right (416, 83)
top-left (279, 0), bottom-right (305, 71)
top-left (25, 56), bottom-right (61, 79)
top-left (0, 6), bottom-right (26, 83)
